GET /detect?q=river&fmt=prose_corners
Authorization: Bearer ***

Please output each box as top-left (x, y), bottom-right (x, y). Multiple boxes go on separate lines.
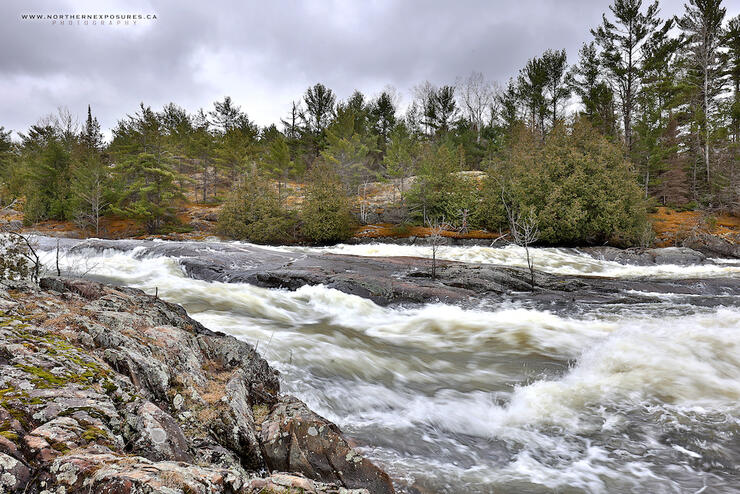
top-left (39, 239), bottom-right (740, 493)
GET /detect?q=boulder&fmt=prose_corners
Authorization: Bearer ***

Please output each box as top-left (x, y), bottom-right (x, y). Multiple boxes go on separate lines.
top-left (260, 397), bottom-right (395, 494)
top-left (130, 401), bottom-right (192, 462)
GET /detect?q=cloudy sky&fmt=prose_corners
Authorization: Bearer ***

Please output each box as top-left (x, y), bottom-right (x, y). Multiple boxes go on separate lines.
top-left (2, 0), bottom-right (738, 138)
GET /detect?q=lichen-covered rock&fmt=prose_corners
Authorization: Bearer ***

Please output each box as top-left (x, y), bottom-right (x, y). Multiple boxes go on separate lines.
top-left (245, 472), bottom-right (372, 493)
top-left (208, 370), bottom-right (264, 469)
top-left (0, 452), bottom-right (30, 492)
top-left (130, 401), bottom-right (192, 462)
top-left (49, 448), bottom-right (247, 494)
top-left (0, 278), bottom-right (394, 493)
top-left (260, 397), bottom-right (395, 494)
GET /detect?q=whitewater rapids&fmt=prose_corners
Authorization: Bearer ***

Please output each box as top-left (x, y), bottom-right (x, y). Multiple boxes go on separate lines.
top-left (38, 240), bottom-right (740, 493)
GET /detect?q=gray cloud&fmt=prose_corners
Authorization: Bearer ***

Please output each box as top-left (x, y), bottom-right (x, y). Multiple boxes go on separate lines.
top-left (1, 0), bottom-right (737, 138)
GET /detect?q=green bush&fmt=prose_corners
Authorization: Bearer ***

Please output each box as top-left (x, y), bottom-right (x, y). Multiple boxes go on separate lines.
top-left (481, 120), bottom-right (649, 246)
top-left (404, 143), bottom-right (483, 228)
top-left (218, 174), bottom-right (298, 244)
top-left (300, 163), bottom-right (354, 244)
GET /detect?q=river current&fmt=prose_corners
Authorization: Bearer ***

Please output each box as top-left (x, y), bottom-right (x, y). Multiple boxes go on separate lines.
top-left (39, 240), bottom-right (740, 493)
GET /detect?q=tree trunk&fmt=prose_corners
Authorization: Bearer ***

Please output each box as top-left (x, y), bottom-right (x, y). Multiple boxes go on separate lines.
top-left (704, 68), bottom-right (710, 187)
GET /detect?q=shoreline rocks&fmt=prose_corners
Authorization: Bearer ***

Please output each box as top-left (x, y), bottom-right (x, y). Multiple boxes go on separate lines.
top-left (0, 277), bottom-right (395, 494)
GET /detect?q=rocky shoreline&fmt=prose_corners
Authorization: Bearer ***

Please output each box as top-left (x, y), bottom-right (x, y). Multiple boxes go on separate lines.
top-left (0, 277), bottom-right (395, 493)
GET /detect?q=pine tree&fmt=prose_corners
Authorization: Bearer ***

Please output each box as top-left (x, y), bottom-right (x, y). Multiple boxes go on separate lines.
top-left (496, 79), bottom-right (521, 130)
top-left (20, 125), bottom-right (74, 222)
top-left (383, 123), bottom-right (418, 204)
top-left (370, 91), bottom-right (397, 157)
top-left (677, 0), bottom-right (727, 195)
top-left (542, 49), bottom-right (571, 127)
top-left (262, 134), bottom-right (299, 204)
top-left (302, 83), bottom-right (336, 157)
top-left (72, 105), bottom-right (109, 235)
top-left (570, 42), bottom-right (617, 136)
top-left (321, 108), bottom-right (371, 193)
top-left (723, 15), bottom-right (740, 144)
top-left (592, 0), bottom-right (664, 151)
top-left (517, 56), bottom-right (548, 134)
top-left (632, 19), bottom-right (680, 197)
top-left (111, 153), bottom-right (182, 233)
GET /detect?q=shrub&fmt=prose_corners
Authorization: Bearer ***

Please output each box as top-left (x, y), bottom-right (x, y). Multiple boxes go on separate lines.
top-left (481, 120), bottom-right (649, 246)
top-left (218, 174), bottom-right (298, 244)
top-left (300, 163), bottom-right (354, 244)
top-left (405, 143), bottom-right (482, 228)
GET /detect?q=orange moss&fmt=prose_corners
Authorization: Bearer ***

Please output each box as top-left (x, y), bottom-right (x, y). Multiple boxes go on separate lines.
top-left (649, 207), bottom-right (738, 247)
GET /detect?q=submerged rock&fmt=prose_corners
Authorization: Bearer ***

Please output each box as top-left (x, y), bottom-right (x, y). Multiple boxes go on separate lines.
top-left (580, 246), bottom-right (709, 265)
top-left (0, 278), bottom-right (394, 493)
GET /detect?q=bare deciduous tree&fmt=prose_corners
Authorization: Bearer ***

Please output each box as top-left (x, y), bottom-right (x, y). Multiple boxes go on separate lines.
top-left (499, 183), bottom-right (540, 290)
top-left (74, 166), bottom-right (109, 236)
top-left (457, 71), bottom-right (495, 142)
top-left (427, 216), bottom-right (448, 280)
top-left (510, 209), bottom-right (540, 290)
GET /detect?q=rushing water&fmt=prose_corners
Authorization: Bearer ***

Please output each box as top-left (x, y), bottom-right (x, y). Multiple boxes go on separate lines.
top-left (40, 241), bottom-right (740, 493)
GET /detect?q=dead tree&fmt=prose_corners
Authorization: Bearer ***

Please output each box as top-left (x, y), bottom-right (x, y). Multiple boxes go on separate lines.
top-left (510, 209), bottom-right (540, 290)
top-left (499, 183), bottom-right (540, 290)
top-left (427, 216), bottom-right (448, 280)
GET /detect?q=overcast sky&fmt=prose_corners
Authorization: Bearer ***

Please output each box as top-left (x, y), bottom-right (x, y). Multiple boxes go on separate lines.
top-left (2, 0), bottom-right (739, 139)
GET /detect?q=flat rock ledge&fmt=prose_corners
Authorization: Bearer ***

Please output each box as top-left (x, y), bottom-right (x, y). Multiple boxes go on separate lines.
top-left (0, 277), bottom-right (395, 494)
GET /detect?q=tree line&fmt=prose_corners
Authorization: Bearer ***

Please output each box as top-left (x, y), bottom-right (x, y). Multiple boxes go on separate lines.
top-left (0, 0), bottom-right (738, 246)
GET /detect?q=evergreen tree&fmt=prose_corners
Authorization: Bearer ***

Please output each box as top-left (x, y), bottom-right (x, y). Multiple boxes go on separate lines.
top-left (301, 162), bottom-right (354, 244)
top-left (302, 83), bottom-right (336, 157)
top-left (487, 119), bottom-right (648, 245)
top-left (81, 105), bottom-right (104, 151)
top-left (517, 56), bottom-right (548, 134)
top-left (209, 96), bottom-right (241, 133)
top-left (111, 152), bottom-right (182, 233)
top-left (321, 108), bottom-right (371, 192)
top-left (677, 0), bottom-right (727, 195)
top-left (592, 0), bottom-right (664, 151)
top-left (217, 170), bottom-right (298, 244)
top-left (542, 49), bottom-right (572, 127)
top-left (726, 16), bottom-right (740, 144)
top-left (632, 20), bottom-right (681, 197)
top-left (262, 134), bottom-right (299, 203)
top-left (72, 105), bottom-right (110, 234)
top-left (370, 91), bottom-right (397, 157)
top-left (20, 125), bottom-right (74, 223)
top-left (496, 79), bottom-right (522, 130)
top-left (425, 86), bottom-right (459, 136)
top-left (405, 143), bottom-right (466, 224)
top-left (383, 123), bottom-right (418, 205)
top-left (189, 109), bottom-right (216, 203)
top-left (570, 42), bottom-right (618, 136)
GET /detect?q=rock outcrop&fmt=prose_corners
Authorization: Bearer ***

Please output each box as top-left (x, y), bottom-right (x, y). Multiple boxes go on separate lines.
top-left (0, 278), bottom-right (395, 494)
top-left (67, 239), bottom-right (740, 310)
top-left (580, 246), bottom-right (710, 265)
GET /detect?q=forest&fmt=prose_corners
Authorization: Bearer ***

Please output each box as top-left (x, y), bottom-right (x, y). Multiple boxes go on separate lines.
top-left (0, 0), bottom-right (738, 246)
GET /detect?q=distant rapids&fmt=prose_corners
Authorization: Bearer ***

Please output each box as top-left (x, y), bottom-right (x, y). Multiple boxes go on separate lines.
top-left (38, 240), bottom-right (740, 493)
